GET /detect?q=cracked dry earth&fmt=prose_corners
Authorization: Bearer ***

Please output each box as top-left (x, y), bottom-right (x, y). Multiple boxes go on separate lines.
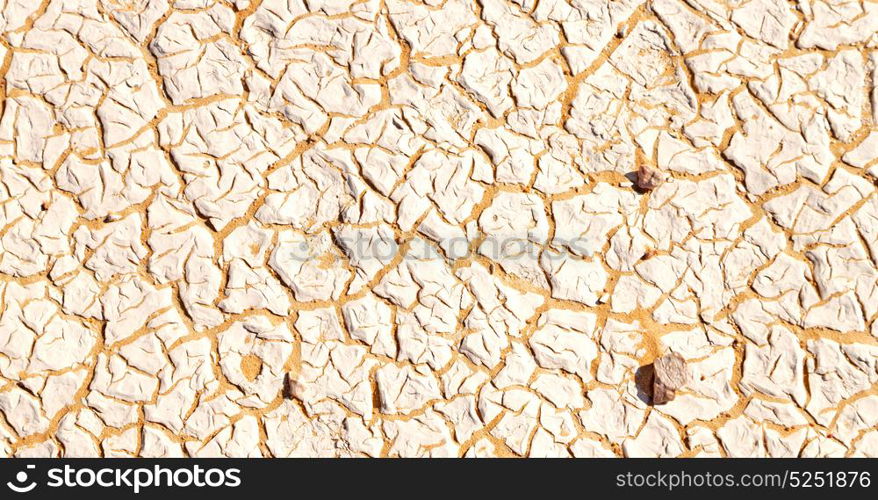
top-left (1, 0), bottom-right (878, 460)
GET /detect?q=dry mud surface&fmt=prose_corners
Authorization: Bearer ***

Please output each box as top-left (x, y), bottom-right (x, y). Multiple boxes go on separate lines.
top-left (0, 0), bottom-right (877, 458)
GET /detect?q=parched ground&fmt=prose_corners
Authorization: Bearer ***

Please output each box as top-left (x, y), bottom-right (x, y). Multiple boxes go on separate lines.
top-left (0, 0), bottom-right (877, 458)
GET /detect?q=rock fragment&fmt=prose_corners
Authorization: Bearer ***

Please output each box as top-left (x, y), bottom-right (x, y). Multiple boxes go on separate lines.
top-left (283, 373), bottom-right (307, 401)
top-left (635, 164), bottom-right (667, 191)
top-left (652, 353), bottom-right (689, 405)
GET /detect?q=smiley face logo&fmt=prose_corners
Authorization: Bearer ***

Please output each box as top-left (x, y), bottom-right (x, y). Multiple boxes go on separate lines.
top-left (7, 465), bottom-right (37, 493)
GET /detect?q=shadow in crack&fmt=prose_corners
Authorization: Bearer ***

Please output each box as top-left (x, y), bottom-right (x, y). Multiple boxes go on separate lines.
top-left (634, 363), bottom-right (655, 406)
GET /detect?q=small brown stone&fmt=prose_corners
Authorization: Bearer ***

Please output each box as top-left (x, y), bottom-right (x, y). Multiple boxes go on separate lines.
top-left (283, 372), bottom-right (305, 400)
top-left (635, 164), bottom-right (666, 191)
top-left (652, 352), bottom-right (689, 405)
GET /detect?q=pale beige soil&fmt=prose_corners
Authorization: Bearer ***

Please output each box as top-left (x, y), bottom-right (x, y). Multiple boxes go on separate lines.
top-left (0, 0), bottom-right (877, 457)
